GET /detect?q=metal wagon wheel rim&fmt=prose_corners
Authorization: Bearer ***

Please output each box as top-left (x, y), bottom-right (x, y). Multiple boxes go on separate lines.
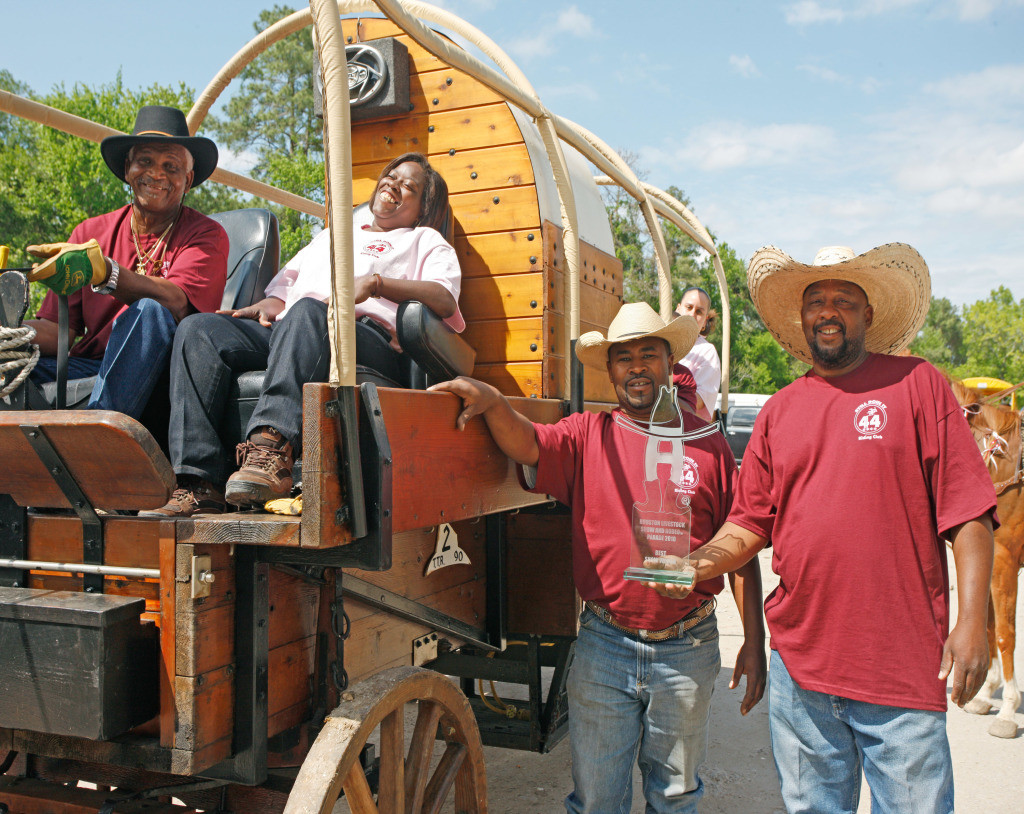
top-left (284, 665), bottom-right (487, 814)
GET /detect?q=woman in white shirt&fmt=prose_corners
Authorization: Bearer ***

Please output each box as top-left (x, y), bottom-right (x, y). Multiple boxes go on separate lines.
top-left (675, 286), bottom-right (721, 422)
top-left (148, 153), bottom-right (463, 516)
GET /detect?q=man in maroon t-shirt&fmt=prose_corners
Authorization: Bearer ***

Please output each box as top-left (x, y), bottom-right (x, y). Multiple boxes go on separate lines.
top-left (431, 302), bottom-right (767, 814)
top-left (26, 106), bottom-right (227, 418)
top-left (661, 244), bottom-right (997, 813)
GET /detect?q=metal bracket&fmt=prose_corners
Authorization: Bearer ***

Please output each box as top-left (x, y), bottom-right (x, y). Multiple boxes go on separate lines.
top-left (412, 632), bottom-right (440, 666)
top-left (191, 554), bottom-right (215, 599)
top-left (21, 424), bottom-right (104, 593)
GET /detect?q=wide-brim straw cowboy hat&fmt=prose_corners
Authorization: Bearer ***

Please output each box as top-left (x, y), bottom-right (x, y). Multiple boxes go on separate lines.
top-left (747, 243), bottom-right (931, 365)
top-left (575, 302), bottom-right (699, 370)
top-left (101, 106), bottom-right (219, 187)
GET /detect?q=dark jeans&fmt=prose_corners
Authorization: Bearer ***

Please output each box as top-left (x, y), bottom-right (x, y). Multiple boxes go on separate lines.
top-left (29, 298), bottom-right (177, 420)
top-left (168, 298), bottom-right (401, 485)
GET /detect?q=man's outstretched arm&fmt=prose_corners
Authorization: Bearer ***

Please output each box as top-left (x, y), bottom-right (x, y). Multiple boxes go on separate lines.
top-left (646, 521), bottom-right (768, 600)
top-left (429, 376), bottom-right (540, 466)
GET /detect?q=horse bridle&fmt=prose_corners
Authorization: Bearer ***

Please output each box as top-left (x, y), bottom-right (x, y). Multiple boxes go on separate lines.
top-left (962, 402), bottom-right (1024, 495)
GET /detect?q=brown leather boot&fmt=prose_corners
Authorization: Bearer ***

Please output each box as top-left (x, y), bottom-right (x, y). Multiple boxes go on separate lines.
top-left (139, 477), bottom-right (226, 518)
top-left (225, 427), bottom-right (295, 507)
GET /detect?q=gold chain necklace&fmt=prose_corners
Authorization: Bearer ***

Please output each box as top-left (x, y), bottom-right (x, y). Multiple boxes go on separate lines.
top-left (131, 211), bottom-right (178, 275)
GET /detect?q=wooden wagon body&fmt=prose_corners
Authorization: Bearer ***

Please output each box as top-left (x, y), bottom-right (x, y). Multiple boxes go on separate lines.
top-left (0, 4), bottom-right (726, 811)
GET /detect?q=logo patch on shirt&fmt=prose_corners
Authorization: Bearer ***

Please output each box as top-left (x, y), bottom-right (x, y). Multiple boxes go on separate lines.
top-left (677, 456), bottom-right (700, 492)
top-left (361, 239), bottom-right (394, 257)
top-left (854, 400), bottom-right (887, 440)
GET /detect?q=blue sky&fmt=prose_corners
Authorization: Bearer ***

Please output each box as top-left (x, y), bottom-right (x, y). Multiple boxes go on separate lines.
top-left (5, 0), bottom-right (1023, 305)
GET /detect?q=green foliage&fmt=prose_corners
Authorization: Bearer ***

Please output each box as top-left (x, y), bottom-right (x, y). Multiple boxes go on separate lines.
top-left (951, 286), bottom-right (1024, 383)
top-left (909, 296), bottom-right (965, 368)
top-left (209, 4), bottom-right (325, 259)
top-left (0, 73), bottom-right (243, 315)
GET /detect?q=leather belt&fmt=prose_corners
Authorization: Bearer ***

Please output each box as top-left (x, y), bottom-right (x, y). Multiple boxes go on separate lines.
top-left (584, 598), bottom-right (716, 642)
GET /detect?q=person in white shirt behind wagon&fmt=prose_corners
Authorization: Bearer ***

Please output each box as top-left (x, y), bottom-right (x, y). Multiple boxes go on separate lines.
top-left (674, 286), bottom-right (721, 421)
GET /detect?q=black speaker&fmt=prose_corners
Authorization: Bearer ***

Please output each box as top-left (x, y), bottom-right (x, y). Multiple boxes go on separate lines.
top-left (314, 38), bottom-right (411, 122)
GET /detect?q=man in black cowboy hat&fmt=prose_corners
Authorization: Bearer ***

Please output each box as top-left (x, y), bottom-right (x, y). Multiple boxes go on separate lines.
top-left (660, 245), bottom-right (997, 813)
top-left (25, 105), bottom-right (228, 419)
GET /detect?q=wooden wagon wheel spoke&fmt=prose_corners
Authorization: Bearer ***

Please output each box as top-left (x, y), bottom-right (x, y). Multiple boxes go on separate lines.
top-left (284, 666), bottom-right (487, 814)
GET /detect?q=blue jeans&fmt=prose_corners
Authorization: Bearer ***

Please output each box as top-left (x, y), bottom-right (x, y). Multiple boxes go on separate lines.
top-left (768, 650), bottom-right (953, 814)
top-left (566, 606), bottom-right (721, 814)
top-left (29, 356), bottom-right (102, 383)
top-left (88, 298), bottom-right (178, 419)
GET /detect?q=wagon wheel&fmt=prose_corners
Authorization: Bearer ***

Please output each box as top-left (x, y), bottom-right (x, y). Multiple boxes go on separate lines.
top-left (284, 665), bottom-right (487, 814)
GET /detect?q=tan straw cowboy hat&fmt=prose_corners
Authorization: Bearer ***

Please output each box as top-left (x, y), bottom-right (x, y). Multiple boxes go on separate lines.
top-left (747, 243), bottom-right (931, 365)
top-left (575, 302), bottom-right (699, 370)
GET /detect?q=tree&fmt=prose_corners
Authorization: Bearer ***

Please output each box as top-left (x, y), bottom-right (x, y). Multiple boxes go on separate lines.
top-left (210, 4), bottom-right (325, 260)
top-left (909, 296), bottom-right (965, 368)
top-left (952, 286), bottom-right (1024, 383)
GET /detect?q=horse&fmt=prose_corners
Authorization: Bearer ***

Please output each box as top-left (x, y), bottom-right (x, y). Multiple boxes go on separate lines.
top-left (951, 379), bottom-right (1024, 738)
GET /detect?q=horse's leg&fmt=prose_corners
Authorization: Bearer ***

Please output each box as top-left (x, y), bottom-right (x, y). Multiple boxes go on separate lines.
top-left (964, 596), bottom-right (999, 715)
top-left (988, 545), bottom-right (1020, 738)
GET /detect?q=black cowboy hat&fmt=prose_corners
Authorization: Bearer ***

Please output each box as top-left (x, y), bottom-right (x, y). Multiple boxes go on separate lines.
top-left (100, 106), bottom-right (219, 187)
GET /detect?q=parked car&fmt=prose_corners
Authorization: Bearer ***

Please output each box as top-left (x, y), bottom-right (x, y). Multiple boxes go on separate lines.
top-left (716, 393), bottom-right (772, 465)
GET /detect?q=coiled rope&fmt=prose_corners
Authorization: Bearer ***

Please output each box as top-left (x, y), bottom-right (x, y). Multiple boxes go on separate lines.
top-left (0, 325), bottom-right (38, 398)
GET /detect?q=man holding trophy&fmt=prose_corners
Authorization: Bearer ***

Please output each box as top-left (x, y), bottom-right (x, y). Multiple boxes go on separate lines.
top-left (432, 302), bottom-right (766, 814)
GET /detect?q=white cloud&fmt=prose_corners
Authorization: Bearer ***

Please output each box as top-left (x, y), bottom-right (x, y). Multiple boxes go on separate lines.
top-left (925, 64), bottom-right (1024, 104)
top-left (784, 1), bottom-right (846, 25)
top-left (537, 81), bottom-right (600, 102)
top-left (665, 123), bottom-right (835, 171)
top-left (729, 54), bottom-right (760, 78)
top-left (555, 5), bottom-right (595, 36)
top-left (954, 0), bottom-right (1024, 20)
top-left (783, 0), bottom-right (1021, 25)
top-left (798, 64), bottom-right (844, 83)
top-left (507, 4), bottom-right (599, 60)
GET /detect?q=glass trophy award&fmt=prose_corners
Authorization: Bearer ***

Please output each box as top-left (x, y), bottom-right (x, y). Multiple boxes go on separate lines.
top-left (619, 384), bottom-right (696, 586)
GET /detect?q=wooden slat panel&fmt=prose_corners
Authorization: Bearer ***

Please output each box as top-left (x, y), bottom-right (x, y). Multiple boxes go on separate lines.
top-left (159, 532), bottom-right (176, 749)
top-left (0, 412), bottom-right (173, 511)
top-left (376, 388), bottom-right (561, 532)
top-left (346, 522), bottom-right (486, 618)
top-left (460, 272), bottom-right (546, 322)
top-left (350, 103), bottom-right (523, 165)
top-left (354, 144), bottom-right (535, 200)
top-left (173, 664), bottom-right (233, 753)
top-left (300, 383), bottom-right (352, 550)
top-left (544, 266), bottom-right (624, 320)
top-left (268, 636), bottom-right (315, 720)
top-left (455, 229), bottom-right (543, 280)
top-left (450, 185), bottom-right (541, 237)
top-left (341, 577), bottom-right (484, 683)
top-left (506, 513), bottom-right (577, 637)
top-left (177, 515), bottom-right (300, 547)
top-left (462, 316), bottom-right (544, 365)
top-left (268, 568), bottom-right (320, 649)
top-left (408, 67), bottom-right (506, 115)
top-left (474, 362), bottom-right (546, 399)
top-left (26, 516), bottom-right (161, 568)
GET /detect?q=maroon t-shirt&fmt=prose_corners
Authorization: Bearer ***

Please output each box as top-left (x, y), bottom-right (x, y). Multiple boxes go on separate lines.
top-left (36, 205), bottom-right (228, 359)
top-left (529, 408), bottom-right (736, 630)
top-left (729, 354), bottom-right (997, 711)
top-left (673, 363), bottom-right (698, 411)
